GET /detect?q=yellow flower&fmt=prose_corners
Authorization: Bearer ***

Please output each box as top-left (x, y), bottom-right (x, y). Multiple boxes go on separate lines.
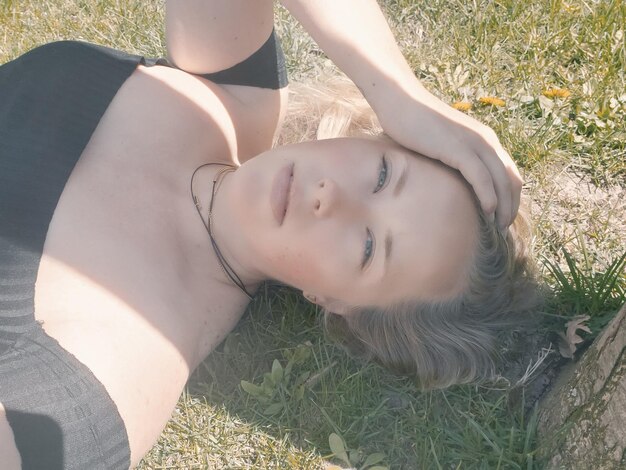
top-left (452, 101), bottom-right (472, 111)
top-left (478, 96), bottom-right (506, 107)
top-left (543, 88), bottom-right (572, 99)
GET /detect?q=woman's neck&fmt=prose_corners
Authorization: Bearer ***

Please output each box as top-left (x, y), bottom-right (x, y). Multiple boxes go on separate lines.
top-left (190, 164), bottom-right (266, 294)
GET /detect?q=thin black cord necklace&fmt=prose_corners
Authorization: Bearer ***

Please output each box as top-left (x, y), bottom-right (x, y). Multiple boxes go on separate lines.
top-left (190, 163), bottom-right (255, 300)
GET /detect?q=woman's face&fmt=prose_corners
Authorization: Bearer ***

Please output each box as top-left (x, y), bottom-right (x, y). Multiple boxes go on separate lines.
top-left (230, 137), bottom-right (479, 310)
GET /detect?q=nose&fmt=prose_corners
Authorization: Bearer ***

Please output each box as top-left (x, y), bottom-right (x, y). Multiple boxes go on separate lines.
top-left (313, 177), bottom-right (360, 218)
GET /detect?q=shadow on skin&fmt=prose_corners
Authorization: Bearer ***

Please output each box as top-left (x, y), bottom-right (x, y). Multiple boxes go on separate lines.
top-left (5, 410), bottom-right (63, 470)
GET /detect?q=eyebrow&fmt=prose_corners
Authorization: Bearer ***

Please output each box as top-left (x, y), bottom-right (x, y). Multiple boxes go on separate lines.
top-left (393, 155), bottom-right (409, 197)
top-left (384, 230), bottom-right (393, 275)
top-left (383, 155), bottom-right (408, 276)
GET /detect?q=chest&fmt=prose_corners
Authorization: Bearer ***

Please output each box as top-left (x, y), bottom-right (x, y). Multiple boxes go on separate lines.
top-left (33, 62), bottom-right (255, 360)
top-left (31, 65), bottom-right (251, 455)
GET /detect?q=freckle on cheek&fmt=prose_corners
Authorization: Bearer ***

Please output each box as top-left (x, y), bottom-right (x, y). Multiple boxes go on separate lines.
top-left (272, 250), bottom-right (319, 285)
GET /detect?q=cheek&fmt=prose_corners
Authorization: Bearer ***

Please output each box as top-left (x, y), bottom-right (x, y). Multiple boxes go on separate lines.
top-left (257, 234), bottom-right (323, 286)
top-left (263, 229), bottom-right (348, 288)
top-left (277, 249), bottom-right (316, 282)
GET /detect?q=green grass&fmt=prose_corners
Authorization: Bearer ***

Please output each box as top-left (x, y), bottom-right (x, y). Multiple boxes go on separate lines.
top-left (2, 0), bottom-right (625, 468)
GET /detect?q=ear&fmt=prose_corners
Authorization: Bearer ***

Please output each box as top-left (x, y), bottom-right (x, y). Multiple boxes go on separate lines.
top-left (303, 292), bottom-right (354, 316)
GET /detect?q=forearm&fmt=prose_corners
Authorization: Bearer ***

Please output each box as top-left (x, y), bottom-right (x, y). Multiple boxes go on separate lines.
top-left (280, 0), bottom-right (433, 110)
top-left (165, 0), bottom-right (274, 74)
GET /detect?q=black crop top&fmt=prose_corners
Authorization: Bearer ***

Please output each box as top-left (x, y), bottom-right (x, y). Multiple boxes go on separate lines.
top-left (0, 33), bottom-right (287, 347)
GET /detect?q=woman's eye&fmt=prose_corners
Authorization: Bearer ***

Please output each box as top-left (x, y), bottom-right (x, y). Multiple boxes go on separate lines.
top-left (373, 155), bottom-right (389, 193)
top-left (362, 228), bottom-right (375, 269)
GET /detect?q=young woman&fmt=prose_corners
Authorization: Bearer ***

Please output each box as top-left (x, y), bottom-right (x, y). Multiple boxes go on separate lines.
top-left (0, 1), bottom-right (536, 468)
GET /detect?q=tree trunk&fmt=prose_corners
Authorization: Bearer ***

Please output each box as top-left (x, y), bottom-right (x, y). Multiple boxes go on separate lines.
top-left (536, 302), bottom-right (626, 469)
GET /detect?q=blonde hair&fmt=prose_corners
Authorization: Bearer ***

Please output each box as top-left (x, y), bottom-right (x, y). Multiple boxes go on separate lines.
top-left (322, 208), bottom-right (543, 389)
top-left (276, 75), bottom-right (382, 144)
top-left (280, 75), bottom-right (544, 390)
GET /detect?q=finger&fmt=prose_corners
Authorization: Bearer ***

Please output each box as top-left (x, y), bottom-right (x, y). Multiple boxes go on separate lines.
top-left (494, 147), bottom-right (524, 226)
top-left (454, 150), bottom-right (498, 217)
top-left (494, 178), bottom-right (512, 230)
top-left (495, 146), bottom-right (522, 227)
top-left (507, 161), bottom-right (523, 226)
top-left (488, 155), bottom-right (512, 230)
top-left (474, 141), bottom-right (513, 229)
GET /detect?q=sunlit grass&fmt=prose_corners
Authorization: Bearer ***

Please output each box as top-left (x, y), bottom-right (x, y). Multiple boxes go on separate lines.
top-left (2, 0), bottom-right (624, 468)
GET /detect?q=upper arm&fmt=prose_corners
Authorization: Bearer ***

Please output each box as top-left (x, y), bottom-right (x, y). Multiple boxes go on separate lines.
top-left (164, 0), bottom-right (288, 163)
top-left (165, 0), bottom-right (274, 75)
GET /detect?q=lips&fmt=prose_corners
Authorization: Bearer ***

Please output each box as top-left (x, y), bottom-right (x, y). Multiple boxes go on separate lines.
top-left (270, 163), bottom-right (294, 225)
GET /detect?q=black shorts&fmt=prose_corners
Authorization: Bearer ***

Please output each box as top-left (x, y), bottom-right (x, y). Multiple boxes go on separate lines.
top-left (0, 325), bottom-right (131, 469)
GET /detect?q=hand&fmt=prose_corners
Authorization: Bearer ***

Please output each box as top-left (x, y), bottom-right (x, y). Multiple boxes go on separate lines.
top-left (378, 90), bottom-right (523, 231)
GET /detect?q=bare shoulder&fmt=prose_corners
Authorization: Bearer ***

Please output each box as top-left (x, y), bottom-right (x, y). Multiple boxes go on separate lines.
top-left (130, 64), bottom-right (287, 163)
top-left (220, 82), bottom-right (289, 162)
